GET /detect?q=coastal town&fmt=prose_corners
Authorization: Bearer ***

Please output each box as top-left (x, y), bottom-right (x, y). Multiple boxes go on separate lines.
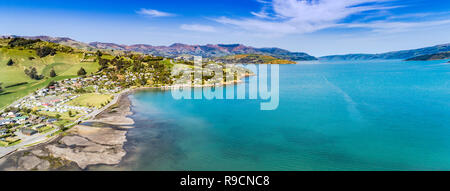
top-left (0, 37), bottom-right (254, 162)
top-left (0, 75), bottom-right (122, 156)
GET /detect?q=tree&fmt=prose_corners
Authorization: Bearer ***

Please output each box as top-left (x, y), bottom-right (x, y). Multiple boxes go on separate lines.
top-left (68, 110), bottom-right (73, 117)
top-left (96, 50), bottom-right (103, 57)
top-left (0, 82), bottom-right (3, 93)
top-left (55, 114), bottom-right (61, 119)
top-left (6, 59), bottom-right (14, 66)
top-left (77, 67), bottom-right (87, 76)
top-left (50, 69), bottom-right (57, 77)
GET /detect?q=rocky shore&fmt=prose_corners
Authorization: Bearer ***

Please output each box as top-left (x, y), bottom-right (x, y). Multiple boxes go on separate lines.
top-left (0, 93), bottom-right (134, 170)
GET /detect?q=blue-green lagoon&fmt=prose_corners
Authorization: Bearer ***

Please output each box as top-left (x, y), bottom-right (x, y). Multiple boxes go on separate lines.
top-left (113, 60), bottom-right (450, 171)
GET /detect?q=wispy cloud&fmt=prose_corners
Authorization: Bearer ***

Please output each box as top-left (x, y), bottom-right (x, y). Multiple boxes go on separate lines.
top-left (137, 8), bottom-right (175, 17)
top-left (213, 0), bottom-right (416, 35)
top-left (180, 24), bottom-right (217, 32)
top-left (345, 19), bottom-right (450, 34)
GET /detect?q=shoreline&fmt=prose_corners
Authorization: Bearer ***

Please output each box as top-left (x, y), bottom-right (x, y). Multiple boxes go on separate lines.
top-left (0, 73), bottom-right (253, 170)
top-left (0, 91), bottom-right (135, 170)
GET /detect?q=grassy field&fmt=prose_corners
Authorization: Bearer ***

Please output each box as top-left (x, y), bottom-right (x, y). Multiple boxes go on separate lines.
top-left (0, 47), bottom-right (100, 110)
top-left (37, 126), bottom-right (55, 134)
top-left (67, 93), bottom-right (113, 108)
top-left (38, 110), bottom-right (83, 121)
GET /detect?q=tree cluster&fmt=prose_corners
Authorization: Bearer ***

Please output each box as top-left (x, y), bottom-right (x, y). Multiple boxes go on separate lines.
top-left (8, 38), bottom-right (41, 48)
top-left (36, 46), bottom-right (56, 58)
top-left (24, 67), bottom-right (44, 80)
top-left (98, 58), bottom-right (109, 71)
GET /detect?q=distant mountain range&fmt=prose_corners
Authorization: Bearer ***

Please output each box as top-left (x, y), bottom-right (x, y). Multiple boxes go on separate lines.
top-left (320, 43), bottom-right (450, 61)
top-left (1, 35), bottom-right (317, 61)
top-left (4, 35), bottom-right (450, 62)
top-left (406, 51), bottom-right (450, 61)
top-left (89, 42), bottom-right (317, 61)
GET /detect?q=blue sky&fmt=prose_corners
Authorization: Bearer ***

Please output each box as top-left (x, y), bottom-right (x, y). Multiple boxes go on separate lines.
top-left (1, 0), bottom-right (450, 56)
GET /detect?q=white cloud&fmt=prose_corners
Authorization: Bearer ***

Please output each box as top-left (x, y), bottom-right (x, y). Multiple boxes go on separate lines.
top-left (137, 8), bottom-right (175, 17)
top-left (215, 0), bottom-right (401, 35)
top-left (345, 19), bottom-right (450, 33)
top-left (180, 24), bottom-right (216, 32)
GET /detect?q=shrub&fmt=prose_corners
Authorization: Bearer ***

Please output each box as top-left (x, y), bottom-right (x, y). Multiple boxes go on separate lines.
top-left (77, 67), bottom-right (87, 76)
top-left (6, 59), bottom-right (14, 66)
top-left (50, 69), bottom-right (57, 77)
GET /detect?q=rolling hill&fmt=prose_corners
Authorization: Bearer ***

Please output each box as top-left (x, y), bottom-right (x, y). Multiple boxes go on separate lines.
top-left (320, 43), bottom-right (450, 61)
top-left (6, 35), bottom-right (317, 61)
top-left (89, 42), bottom-right (317, 61)
top-left (0, 37), bottom-right (100, 109)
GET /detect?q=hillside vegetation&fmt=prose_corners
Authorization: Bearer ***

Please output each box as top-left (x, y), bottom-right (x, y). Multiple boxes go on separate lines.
top-left (213, 54), bottom-right (297, 64)
top-left (0, 37), bottom-right (100, 109)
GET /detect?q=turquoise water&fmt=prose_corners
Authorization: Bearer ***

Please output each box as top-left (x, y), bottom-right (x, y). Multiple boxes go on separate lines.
top-left (122, 60), bottom-right (450, 171)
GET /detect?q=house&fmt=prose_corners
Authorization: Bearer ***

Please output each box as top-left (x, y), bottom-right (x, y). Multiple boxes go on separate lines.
top-left (13, 116), bottom-right (28, 124)
top-left (33, 124), bottom-right (46, 130)
top-left (21, 129), bottom-right (37, 136)
top-left (13, 116), bottom-right (28, 121)
top-left (46, 119), bottom-right (58, 123)
top-left (7, 112), bottom-right (15, 117)
top-left (0, 129), bottom-right (7, 135)
top-left (0, 119), bottom-right (13, 125)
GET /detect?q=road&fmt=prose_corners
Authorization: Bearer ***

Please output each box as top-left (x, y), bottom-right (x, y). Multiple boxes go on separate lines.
top-left (0, 127), bottom-right (59, 159)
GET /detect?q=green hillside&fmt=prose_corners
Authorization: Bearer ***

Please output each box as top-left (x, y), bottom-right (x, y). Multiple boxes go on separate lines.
top-left (213, 54), bottom-right (297, 64)
top-left (0, 38), bottom-right (100, 109)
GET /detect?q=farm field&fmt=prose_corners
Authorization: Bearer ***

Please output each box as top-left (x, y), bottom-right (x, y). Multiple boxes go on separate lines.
top-left (66, 93), bottom-right (113, 108)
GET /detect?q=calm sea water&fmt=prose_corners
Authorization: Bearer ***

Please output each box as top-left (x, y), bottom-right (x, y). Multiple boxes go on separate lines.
top-left (120, 60), bottom-right (450, 171)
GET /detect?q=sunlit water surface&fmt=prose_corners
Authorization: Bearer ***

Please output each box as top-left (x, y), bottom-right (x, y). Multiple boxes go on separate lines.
top-left (100, 60), bottom-right (450, 171)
